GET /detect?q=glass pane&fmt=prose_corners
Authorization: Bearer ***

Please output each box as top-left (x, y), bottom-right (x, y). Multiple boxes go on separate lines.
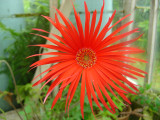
top-left (152, 4), bottom-right (160, 91)
top-left (128, 0), bottom-right (150, 86)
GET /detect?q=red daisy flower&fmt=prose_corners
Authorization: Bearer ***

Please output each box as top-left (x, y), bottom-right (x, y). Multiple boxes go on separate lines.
top-left (28, 0), bottom-right (147, 118)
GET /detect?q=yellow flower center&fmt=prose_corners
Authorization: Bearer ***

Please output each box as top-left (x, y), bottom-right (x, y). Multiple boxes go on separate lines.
top-left (76, 48), bottom-right (96, 68)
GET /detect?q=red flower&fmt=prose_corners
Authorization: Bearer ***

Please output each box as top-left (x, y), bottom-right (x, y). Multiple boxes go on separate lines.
top-left (28, 0), bottom-right (147, 118)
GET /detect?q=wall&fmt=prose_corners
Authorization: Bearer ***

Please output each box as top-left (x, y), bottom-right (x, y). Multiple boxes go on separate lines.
top-left (0, 0), bottom-right (25, 112)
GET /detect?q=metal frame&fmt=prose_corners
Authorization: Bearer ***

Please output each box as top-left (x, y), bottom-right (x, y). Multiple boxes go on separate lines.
top-left (145, 0), bottom-right (159, 85)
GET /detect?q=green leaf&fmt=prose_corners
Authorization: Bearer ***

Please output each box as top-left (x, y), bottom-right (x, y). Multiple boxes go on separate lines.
top-left (0, 116), bottom-right (7, 120)
top-left (0, 108), bottom-right (6, 120)
top-left (146, 84), bottom-right (152, 90)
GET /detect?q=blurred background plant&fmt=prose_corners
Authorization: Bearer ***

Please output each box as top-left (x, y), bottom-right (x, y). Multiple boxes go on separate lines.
top-left (0, 0), bottom-right (49, 91)
top-left (14, 83), bottom-right (125, 120)
top-left (128, 84), bottom-right (160, 120)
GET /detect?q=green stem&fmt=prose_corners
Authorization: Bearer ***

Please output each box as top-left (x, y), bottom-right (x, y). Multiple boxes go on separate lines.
top-left (0, 108), bottom-right (7, 120)
top-left (0, 60), bottom-right (29, 120)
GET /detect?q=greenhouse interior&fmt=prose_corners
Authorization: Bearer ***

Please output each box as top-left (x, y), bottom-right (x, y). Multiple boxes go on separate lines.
top-left (0, 0), bottom-right (160, 120)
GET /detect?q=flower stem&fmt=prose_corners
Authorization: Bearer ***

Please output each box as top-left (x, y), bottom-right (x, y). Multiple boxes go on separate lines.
top-left (0, 60), bottom-right (29, 120)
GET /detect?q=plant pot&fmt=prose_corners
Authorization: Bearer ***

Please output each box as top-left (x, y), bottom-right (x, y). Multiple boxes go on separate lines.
top-left (0, 90), bottom-right (20, 113)
top-left (118, 105), bottom-right (132, 120)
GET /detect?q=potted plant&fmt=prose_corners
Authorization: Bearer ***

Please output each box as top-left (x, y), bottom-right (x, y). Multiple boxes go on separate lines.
top-left (128, 84), bottom-right (160, 120)
top-left (118, 104), bottom-right (132, 120)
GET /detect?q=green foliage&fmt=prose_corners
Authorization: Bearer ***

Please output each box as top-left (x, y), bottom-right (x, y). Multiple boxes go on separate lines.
top-left (136, 20), bottom-right (149, 51)
top-left (15, 83), bottom-right (124, 120)
top-left (129, 84), bottom-right (160, 119)
top-left (0, 91), bottom-right (12, 98)
top-left (23, 0), bottom-right (49, 28)
top-left (0, 108), bottom-right (7, 120)
top-left (23, 0), bottom-right (49, 13)
top-left (0, 22), bottom-right (19, 36)
top-left (134, 6), bottom-right (160, 58)
top-left (0, 2), bottom-right (49, 91)
top-left (15, 84), bottom-right (39, 103)
top-left (0, 24), bottom-right (48, 91)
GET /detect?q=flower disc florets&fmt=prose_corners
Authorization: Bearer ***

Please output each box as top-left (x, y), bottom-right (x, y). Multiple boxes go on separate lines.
top-left (76, 48), bottom-right (96, 68)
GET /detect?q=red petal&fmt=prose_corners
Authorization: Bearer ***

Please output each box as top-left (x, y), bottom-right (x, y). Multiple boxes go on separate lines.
top-left (98, 63), bottom-right (137, 94)
top-left (89, 10), bottom-right (97, 46)
top-left (84, 1), bottom-right (90, 46)
top-left (95, 28), bottom-right (139, 51)
top-left (50, 80), bottom-right (67, 108)
top-left (30, 55), bottom-right (75, 68)
top-left (95, 64), bottom-right (128, 93)
top-left (97, 61), bottom-right (138, 79)
top-left (88, 68), bottom-right (117, 112)
top-left (85, 73), bottom-right (94, 115)
top-left (64, 71), bottom-right (82, 112)
top-left (112, 72), bottom-right (139, 92)
top-left (86, 69), bottom-right (103, 110)
top-left (72, 2), bottom-right (84, 45)
top-left (32, 60), bottom-right (75, 82)
top-left (31, 33), bottom-right (73, 52)
top-left (95, 10), bottom-right (116, 44)
top-left (29, 44), bottom-right (72, 54)
top-left (27, 52), bottom-right (70, 58)
top-left (54, 14), bottom-right (78, 51)
top-left (91, 0), bottom-right (105, 44)
top-left (55, 9), bottom-right (81, 49)
top-left (80, 69), bottom-right (86, 119)
top-left (67, 72), bottom-right (81, 112)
